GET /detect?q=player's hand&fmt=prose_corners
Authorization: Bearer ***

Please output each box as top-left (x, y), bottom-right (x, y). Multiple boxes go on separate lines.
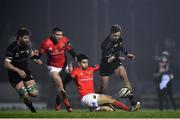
top-left (74, 57), bottom-right (78, 63)
top-left (34, 50), bottom-right (40, 56)
top-left (108, 55), bottom-right (116, 63)
top-left (127, 53), bottom-right (135, 60)
top-left (17, 69), bottom-right (27, 78)
top-left (34, 59), bottom-right (43, 65)
top-left (69, 63), bottom-right (73, 73)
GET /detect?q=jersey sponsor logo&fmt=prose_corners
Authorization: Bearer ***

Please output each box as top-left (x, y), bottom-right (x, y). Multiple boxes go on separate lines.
top-left (15, 51), bottom-right (30, 57)
top-left (80, 77), bottom-right (93, 81)
top-left (51, 50), bottom-right (64, 55)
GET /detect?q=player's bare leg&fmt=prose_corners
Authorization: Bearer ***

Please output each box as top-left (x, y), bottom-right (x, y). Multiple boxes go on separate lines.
top-left (115, 66), bottom-right (140, 110)
top-left (15, 81), bottom-right (36, 113)
top-left (50, 72), bottom-right (72, 112)
top-left (97, 76), bottom-right (109, 94)
top-left (97, 94), bottom-right (130, 111)
top-left (115, 66), bottom-right (132, 91)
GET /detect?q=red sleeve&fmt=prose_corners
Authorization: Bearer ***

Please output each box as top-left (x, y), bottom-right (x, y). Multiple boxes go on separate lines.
top-left (92, 64), bottom-right (100, 72)
top-left (39, 39), bottom-right (48, 54)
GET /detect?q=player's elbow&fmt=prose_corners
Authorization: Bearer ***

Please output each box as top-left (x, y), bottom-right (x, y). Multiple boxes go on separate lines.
top-left (3, 60), bottom-right (9, 69)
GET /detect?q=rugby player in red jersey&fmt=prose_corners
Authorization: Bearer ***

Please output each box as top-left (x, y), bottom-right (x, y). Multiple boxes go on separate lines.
top-left (71, 54), bottom-right (136, 111)
top-left (38, 27), bottom-right (77, 112)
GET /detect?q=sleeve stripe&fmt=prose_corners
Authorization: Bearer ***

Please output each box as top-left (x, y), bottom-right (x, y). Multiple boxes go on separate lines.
top-left (5, 58), bottom-right (12, 62)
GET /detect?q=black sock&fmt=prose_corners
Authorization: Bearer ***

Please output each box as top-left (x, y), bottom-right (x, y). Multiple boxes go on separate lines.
top-left (56, 95), bottom-right (61, 106)
top-left (128, 93), bottom-right (136, 106)
top-left (24, 100), bottom-right (36, 113)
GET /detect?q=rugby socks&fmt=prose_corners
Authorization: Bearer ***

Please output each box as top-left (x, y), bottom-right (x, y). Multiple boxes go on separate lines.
top-left (63, 98), bottom-right (70, 106)
top-left (112, 100), bottom-right (129, 111)
top-left (61, 91), bottom-right (70, 107)
top-left (24, 100), bottom-right (36, 113)
top-left (56, 95), bottom-right (61, 106)
top-left (61, 91), bottom-right (72, 112)
top-left (128, 93), bottom-right (136, 106)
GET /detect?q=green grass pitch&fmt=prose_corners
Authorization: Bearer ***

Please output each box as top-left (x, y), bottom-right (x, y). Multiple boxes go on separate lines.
top-left (0, 109), bottom-right (180, 118)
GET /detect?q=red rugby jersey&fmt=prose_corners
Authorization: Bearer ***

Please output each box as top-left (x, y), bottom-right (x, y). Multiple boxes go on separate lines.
top-left (39, 36), bottom-right (73, 67)
top-left (71, 64), bottom-right (100, 99)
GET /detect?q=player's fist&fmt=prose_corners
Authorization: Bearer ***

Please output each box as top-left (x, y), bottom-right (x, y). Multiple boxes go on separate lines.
top-left (127, 53), bottom-right (135, 60)
top-left (17, 69), bottom-right (27, 78)
top-left (34, 50), bottom-right (40, 56)
top-left (34, 59), bottom-right (43, 65)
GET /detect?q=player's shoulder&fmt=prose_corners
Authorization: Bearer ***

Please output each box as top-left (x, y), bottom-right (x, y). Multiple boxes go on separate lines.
top-left (101, 36), bottom-right (111, 47)
top-left (6, 41), bottom-right (18, 51)
top-left (62, 36), bottom-right (69, 42)
top-left (41, 37), bottom-right (51, 45)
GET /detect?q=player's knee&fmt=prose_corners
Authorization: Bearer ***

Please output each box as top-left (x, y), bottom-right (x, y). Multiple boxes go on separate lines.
top-left (29, 91), bottom-right (38, 97)
top-left (17, 87), bottom-right (28, 99)
top-left (27, 84), bottom-right (38, 97)
top-left (118, 67), bottom-right (126, 76)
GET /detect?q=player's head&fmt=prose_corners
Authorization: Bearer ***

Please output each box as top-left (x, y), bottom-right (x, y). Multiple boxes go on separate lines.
top-left (16, 27), bottom-right (31, 47)
top-left (52, 27), bottom-right (63, 42)
top-left (110, 24), bottom-right (122, 41)
top-left (77, 54), bottom-right (89, 70)
top-left (160, 51), bottom-right (169, 64)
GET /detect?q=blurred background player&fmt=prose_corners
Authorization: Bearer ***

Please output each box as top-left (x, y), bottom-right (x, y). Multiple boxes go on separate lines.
top-left (38, 27), bottom-right (77, 112)
top-left (3, 27), bottom-right (42, 113)
top-left (71, 54), bottom-right (139, 112)
top-left (97, 24), bottom-right (140, 110)
top-left (153, 51), bottom-right (176, 110)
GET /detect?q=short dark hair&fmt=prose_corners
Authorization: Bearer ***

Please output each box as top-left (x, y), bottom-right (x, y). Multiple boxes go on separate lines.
top-left (77, 54), bottom-right (88, 62)
top-left (17, 27), bottom-right (30, 38)
top-left (111, 24), bottom-right (121, 33)
top-left (52, 27), bottom-right (63, 33)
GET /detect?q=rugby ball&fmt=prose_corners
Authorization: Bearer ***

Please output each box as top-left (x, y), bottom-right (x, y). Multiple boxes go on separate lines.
top-left (118, 87), bottom-right (131, 98)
